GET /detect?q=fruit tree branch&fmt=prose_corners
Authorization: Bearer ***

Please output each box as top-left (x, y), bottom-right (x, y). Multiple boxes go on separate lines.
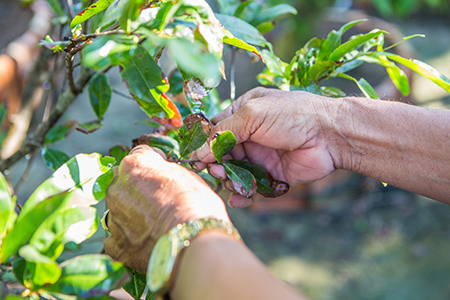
top-left (0, 67), bottom-right (93, 172)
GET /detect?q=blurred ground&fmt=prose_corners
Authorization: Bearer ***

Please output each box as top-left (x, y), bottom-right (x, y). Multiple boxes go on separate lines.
top-left (2, 1), bottom-right (450, 299)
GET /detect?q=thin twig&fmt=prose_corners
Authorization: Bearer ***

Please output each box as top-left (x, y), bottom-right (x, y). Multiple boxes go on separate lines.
top-left (155, 47), bottom-right (165, 64)
top-left (69, 30), bottom-right (125, 46)
top-left (112, 88), bottom-right (134, 101)
top-left (13, 150), bottom-right (37, 194)
top-left (65, 51), bottom-right (79, 94)
top-left (63, 0), bottom-right (74, 21)
top-left (167, 157), bottom-right (200, 163)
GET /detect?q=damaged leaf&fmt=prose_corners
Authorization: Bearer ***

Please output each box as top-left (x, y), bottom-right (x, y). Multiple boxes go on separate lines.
top-left (120, 45), bottom-right (182, 128)
top-left (178, 122), bottom-right (207, 157)
top-left (132, 134), bottom-right (180, 158)
top-left (222, 162), bottom-right (257, 198)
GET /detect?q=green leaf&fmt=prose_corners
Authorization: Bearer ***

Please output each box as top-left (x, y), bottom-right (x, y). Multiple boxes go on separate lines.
top-left (92, 168), bottom-right (114, 201)
top-left (251, 4), bottom-right (297, 26)
top-left (336, 73), bottom-right (379, 99)
top-left (18, 245), bottom-right (62, 288)
top-left (203, 88), bottom-right (221, 118)
top-left (168, 38), bottom-right (222, 90)
top-left (29, 206), bottom-right (98, 258)
top-left (41, 148), bottom-right (71, 171)
top-left (44, 122), bottom-right (74, 146)
top-left (25, 153), bottom-right (113, 215)
top-left (226, 160), bottom-right (272, 196)
top-left (308, 61), bottom-right (338, 82)
top-left (82, 35), bottom-right (137, 72)
top-left (326, 19), bottom-right (368, 51)
top-left (383, 34), bottom-right (425, 51)
top-left (329, 30), bottom-right (387, 62)
top-left (46, 0), bottom-right (66, 18)
top-left (42, 254), bottom-right (128, 297)
top-left (360, 52), bottom-right (427, 96)
top-left (386, 65), bottom-right (410, 96)
top-left (155, 0), bottom-right (184, 32)
top-left (380, 52), bottom-right (450, 93)
top-left (178, 123), bottom-right (208, 157)
top-left (223, 34), bottom-right (264, 62)
top-left (120, 45), bottom-right (182, 128)
top-left (0, 103), bottom-right (6, 124)
top-left (211, 130), bottom-right (236, 163)
top-left (76, 120), bottom-right (103, 134)
top-left (38, 35), bottom-right (69, 52)
top-left (0, 172), bottom-right (15, 242)
top-left (319, 86), bottom-right (346, 98)
top-left (96, 0), bottom-right (126, 31)
top-left (119, 0), bottom-right (146, 34)
top-left (332, 59), bottom-right (364, 74)
top-left (123, 267), bottom-right (147, 300)
top-left (88, 73), bottom-right (112, 120)
top-left (12, 257), bottom-right (27, 287)
top-left (71, 0), bottom-right (115, 29)
top-left (215, 13), bottom-right (269, 48)
top-left (222, 162), bottom-right (255, 193)
top-left (108, 145), bottom-right (130, 165)
top-left (1, 191), bottom-right (76, 263)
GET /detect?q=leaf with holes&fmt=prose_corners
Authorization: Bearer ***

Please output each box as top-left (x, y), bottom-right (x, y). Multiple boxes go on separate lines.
top-left (222, 162), bottom-right (257, 198)
top-left (226, 160), bottom-right (272, 196)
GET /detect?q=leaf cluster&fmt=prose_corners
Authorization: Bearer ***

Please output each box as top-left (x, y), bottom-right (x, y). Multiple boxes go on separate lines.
top-left (0, 154), bottom-right (123, 300)
top-left (257, 19), bottom-right (450, 99)
top-left (2, 1), bottom-right (450, 299)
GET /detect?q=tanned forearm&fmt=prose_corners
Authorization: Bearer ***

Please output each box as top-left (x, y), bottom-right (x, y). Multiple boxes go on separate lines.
top-left (170, 231), bottom-right (307, 300)
top-left (326, 97), bottom-right (450, 203)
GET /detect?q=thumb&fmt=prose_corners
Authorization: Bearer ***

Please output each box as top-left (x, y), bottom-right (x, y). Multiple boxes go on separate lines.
top-left (196, 107), bottom-right (255, 162)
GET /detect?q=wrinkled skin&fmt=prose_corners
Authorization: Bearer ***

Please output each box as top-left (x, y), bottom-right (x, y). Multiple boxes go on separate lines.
top-left (103, 145), bottom-right (230, 274)
top-left (194, 87), bottom-right (337, 208)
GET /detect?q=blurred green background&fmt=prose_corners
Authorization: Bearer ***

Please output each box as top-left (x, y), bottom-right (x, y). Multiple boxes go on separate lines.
top-left (2, 0), bottom-right (450, 299)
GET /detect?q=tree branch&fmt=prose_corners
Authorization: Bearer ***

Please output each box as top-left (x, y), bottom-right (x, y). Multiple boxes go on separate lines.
top-left (0, 67), bottom-right (93, 172)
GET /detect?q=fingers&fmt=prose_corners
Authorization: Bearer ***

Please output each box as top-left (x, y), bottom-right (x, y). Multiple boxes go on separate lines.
top-left (128, 144), bottom-right (167, 160)
top-left (196, 106), bottom-right (256, 162)
top-left (211, 87), bottom-right (276, 125)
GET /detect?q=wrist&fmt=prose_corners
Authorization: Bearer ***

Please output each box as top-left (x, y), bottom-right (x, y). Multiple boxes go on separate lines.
top-left (147, 218), bottom-right (241, 299)
top-left (311, 95), bottom-right (349, 171)
top-left (169, 230), bottom-right (242, 300)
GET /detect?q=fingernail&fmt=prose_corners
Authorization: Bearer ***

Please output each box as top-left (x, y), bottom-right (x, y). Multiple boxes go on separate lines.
top-left (196, 142), bottom-right (210, 160)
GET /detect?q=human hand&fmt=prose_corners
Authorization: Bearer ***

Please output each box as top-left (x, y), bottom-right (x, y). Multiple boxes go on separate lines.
top-left (103, 145), bottom-right (230, 274)
top-left (195, 87), bottom-right (338, 208)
